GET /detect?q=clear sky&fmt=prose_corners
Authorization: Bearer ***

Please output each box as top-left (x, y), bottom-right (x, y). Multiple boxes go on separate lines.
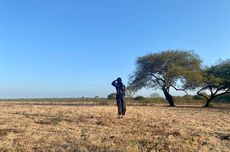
top-left (0, 0), bottom-right (230, 98)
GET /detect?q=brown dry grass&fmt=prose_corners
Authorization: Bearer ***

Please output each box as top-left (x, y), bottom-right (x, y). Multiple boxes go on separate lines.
top-left (0, 102), bottom-right (229, 152)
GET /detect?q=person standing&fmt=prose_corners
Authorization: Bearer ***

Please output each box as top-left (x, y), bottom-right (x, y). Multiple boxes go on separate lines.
top-left (112, 77), bottom-right (126, 118)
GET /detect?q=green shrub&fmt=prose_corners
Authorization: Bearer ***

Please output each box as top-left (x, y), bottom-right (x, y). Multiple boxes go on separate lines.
top-left (213, 93), bottom-right (230, 103)
top-left (108, 93), bottom-right (116, 100)
top-left (193, 95), bottom-right (204, 100)
top-left (134, 96), bottom-right (145, 100)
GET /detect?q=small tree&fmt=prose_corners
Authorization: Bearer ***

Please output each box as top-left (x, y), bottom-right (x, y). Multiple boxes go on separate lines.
top-left (128, 50), bottom-right (202, 106)
top-left (107, 93), bottom-right (116, 100)
top-left (126, 86), bottom-right (136, 97)
top-left (197, 59), bottom-right (230, 107)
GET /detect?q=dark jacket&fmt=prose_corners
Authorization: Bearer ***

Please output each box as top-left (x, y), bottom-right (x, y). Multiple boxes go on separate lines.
top-left (112, 81), bottom-right (126, 97)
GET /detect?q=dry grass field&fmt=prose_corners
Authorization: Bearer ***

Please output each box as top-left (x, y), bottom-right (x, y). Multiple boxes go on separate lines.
top-left (0, 101), bottom-right (230, 152)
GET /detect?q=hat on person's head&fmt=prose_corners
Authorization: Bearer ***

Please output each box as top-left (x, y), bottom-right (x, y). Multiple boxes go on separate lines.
top-left (117, 77), bottom-right (122, 83)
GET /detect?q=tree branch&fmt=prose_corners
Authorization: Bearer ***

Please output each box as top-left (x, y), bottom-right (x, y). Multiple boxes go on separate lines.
top-left (171, 85), bottom-right (188, 94)
top-left (208, 84), bottom-right (214, 96)
top-left (197, 87), bottom-right (209, 101)
top-left (213, 88), bottom-right (230, 98)
top-left (150, 73), bottom-right (165, 86)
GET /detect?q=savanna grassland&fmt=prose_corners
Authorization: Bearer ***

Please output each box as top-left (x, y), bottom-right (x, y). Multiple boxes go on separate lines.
top-left (0, 101), bottom-right (229, 152)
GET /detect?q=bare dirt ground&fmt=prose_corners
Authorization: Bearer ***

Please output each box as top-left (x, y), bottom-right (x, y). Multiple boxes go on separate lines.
top-left (0, 102), bottom-right (229, 152)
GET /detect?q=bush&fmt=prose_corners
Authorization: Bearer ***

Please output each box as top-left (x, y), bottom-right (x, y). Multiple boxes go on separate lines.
top-left (193, 95), bottom-right (203, 100)
top-left (108, 93), bottom-right (116, 100)
top-left (213, 93), bottom-right (230, 103)
top-left (134, 96), bottom-right (145, 101)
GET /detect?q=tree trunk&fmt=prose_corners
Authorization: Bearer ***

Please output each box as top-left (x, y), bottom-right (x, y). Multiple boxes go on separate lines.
top-left (204, 99), bottom-right (212, 107)
top-left (204, 96), bottom-right (215, 107)
top-left (162, 88), bottom-right (175, 107)
top-left (203, 91), bottom-right (230, 107)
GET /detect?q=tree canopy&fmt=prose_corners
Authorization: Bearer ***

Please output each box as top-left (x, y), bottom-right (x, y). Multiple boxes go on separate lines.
top-left (128, 50), bottom-right (202, 106)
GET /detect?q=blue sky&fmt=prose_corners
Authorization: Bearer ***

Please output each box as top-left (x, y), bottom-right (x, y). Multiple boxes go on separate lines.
top-left (0, 0), bottom-right (230, 98)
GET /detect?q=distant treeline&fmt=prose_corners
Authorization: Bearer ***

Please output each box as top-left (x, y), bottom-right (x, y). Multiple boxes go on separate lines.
top-left (0, 94), bottom-right (229, 106)
top-left (124, 94), bottom-right (230, 106)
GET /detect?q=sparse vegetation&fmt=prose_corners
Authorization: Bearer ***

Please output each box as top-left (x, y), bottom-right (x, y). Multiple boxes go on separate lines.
top-left (0, 101), bottom-right (229, 151)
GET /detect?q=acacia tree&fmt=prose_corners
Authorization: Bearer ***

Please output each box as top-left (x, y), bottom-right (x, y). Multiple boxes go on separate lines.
top-left (126, 86), bottom-right (136, 97)
top-left (128, 50), bottom-right (202, 106)
top-left (197, 59), bottom-right (230, 107)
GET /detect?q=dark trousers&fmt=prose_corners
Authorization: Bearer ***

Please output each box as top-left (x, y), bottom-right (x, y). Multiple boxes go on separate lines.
top-left (116, 96), bottom-right (126, 115)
